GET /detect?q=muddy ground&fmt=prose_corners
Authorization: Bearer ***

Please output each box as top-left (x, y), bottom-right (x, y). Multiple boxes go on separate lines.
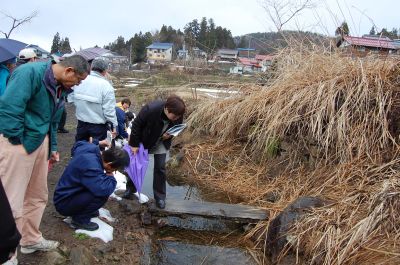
top-left (18, 103), bottom-right (150, 265)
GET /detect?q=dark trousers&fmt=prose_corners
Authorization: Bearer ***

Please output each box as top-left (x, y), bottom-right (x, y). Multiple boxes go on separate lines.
top-left (55, 191), bottom-right (108, 224)
top-left (58, 108), bottom-right (67, 130)
top-left (75, 120), bottom-right (107, 142)
top-left (153, 153), bottom-right (167, 200)
top-left (0, 180), bottom-right (21, 263)
top-left (126, 153), bottom-right (167, 200)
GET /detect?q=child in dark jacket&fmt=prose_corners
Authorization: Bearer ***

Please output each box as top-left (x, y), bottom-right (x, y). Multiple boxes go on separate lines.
top-left (115, 107), bottom-right (129, 139)
top-left (54, 140), bottom-right (129, 231)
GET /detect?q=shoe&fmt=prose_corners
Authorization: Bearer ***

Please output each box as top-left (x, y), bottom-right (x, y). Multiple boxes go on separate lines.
top-left (57, 128), bottom-right (69, 133)
top-left (20, 238), bottom-right (59, 254)
top-left (156, 199), bottom-right (166, 209)
top-left (71, 220), bottom-right (99, 231)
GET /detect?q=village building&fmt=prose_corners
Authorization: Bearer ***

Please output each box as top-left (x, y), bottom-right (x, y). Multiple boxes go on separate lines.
top-left (25, 44), bottom-right (50, 59)
top-left (255, 54), bottom-right (274, 72)
top-left (237, 48), bottom-right (257, 58)
top-left (65, 47), bottom-right (129, 72)
top-left (337, 35), bottom-right (399, 57)
top-left (177, 46), bottom-right (206, 60)
top-left (230, 54), bottom-right (275, 74)
top-left (216, 49), bottom-right (238, 61)
top-left (146, 42), bottom-right (174, 63)
top-left (100, 52), bottom-right (129, 72)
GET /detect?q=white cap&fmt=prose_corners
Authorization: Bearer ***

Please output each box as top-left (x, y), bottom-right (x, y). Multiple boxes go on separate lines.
top-left (18, 48), bottom-right (37, 59)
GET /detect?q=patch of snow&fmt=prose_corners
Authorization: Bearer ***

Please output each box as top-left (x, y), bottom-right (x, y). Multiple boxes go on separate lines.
top-left (76, 218), bottom-right (114, 243)
top-left (109, 193), bottom-right (122, 201)
top-left (125, 83), bottom-right (139, 88)
top-left (63, 215), bottom-right (114, 243)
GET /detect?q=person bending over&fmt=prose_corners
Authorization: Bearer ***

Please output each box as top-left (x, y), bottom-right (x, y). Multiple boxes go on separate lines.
top-left (126, 95), bottom-right (186, 209)
top-left (53, 140), bottom-right (129, 231)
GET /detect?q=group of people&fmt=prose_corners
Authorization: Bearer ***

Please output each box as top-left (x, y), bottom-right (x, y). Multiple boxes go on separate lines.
top-left (0, 50), bottom-right (186, 265)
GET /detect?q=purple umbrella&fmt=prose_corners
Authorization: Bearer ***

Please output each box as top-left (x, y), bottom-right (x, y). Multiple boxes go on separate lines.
top-left (123, 144), bottom-right (149, 194)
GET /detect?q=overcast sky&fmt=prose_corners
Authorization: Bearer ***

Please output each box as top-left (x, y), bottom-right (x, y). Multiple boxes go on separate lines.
top-left (1, 0), bottom-right (398, 52)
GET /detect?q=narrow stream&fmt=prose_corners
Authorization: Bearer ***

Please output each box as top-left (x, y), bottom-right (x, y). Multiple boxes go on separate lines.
top-left (139, 155), bottom-right (260, 265)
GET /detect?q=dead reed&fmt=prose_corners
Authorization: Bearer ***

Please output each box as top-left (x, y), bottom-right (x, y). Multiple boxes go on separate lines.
top-left (182, 48), bottom-right (400, 264)
top-left (188, 49), bottom-right (400, 164)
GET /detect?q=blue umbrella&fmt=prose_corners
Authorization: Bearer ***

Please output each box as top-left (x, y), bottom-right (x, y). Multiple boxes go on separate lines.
top-left (0, 38), bottom-right (27, 63)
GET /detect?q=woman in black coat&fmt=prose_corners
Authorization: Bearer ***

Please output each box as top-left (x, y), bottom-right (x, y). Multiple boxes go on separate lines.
top-left (125, 95), bottom-right (185, 209)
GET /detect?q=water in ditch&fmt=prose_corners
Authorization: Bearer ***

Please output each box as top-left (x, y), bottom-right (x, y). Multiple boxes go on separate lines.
top-left (137, 155), bottom-right (262, 265)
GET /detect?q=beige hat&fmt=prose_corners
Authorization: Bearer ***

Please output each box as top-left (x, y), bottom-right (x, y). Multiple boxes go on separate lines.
top-left (18, 48), bottom-right (37, 59)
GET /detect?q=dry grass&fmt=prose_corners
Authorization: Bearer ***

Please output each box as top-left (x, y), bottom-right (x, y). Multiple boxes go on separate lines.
top-left (188, 49), bottom-right (400, 164)
top-left (180, 47), bottom-right (400, 264)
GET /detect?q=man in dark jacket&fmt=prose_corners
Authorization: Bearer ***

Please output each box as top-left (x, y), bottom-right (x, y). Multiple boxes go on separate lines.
top-left (126, 95), bottom-right (186, 209)
top-left (0, 55), bottom-right (90, 256)
top-left (54, 140), bottom-right (129, 231)
top-left (0, 180), bottom-right (20, 264)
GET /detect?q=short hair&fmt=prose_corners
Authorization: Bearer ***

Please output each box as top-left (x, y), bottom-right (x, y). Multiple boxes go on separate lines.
top-left (165, 95), bottom-right (186, 116)
top-left (91, 59), bottom-right (108, 73)
top-left (121, 98), bottom-right (131, 106)
top-left (125, 111), bottom-right (135, 121)
top-left (102, 148), bottom-right (130, 171)
top-left (59, 55), bottom-right (90, 75)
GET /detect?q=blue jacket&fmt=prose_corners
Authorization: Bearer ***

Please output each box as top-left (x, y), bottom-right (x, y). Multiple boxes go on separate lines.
top-left (115, 107), bottom-right (128, 139)
top-left (53, 141), bottom-right (117, 206)
top-left (0, 64), bottom-right (10, 96)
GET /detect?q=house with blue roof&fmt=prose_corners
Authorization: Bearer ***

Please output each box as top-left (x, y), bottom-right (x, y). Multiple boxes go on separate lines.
top-left (146, 42), bottom-right (174, 63)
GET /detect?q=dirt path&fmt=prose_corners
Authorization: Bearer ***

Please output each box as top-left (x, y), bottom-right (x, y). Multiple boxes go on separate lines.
top-left (18, 103), bottom-right (150, 265)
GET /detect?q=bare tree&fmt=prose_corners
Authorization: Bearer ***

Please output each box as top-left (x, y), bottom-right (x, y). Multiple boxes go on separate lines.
top-left (261, 0), bottom-right (315, 31)
top-left (0, 10), bottom-right (38, 38)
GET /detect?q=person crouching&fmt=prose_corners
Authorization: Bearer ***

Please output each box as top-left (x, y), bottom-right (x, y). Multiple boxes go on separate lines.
top-left (53, 140), bottom-right (129, 231)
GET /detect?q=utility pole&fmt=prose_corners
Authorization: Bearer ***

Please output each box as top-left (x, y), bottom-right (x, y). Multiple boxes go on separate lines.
top-left (129, 42), bottom-right (132, 67)
top-left (248, 36), bottom-right (251, 58)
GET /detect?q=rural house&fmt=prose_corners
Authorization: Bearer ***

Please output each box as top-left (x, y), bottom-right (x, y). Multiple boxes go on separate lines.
top-left (216, 49), bottom-right (238, 61)
top-left (255, 54), bottom-right (274, 72)
top-left (66, 47), bottom-right (129, 72)
top-left (237, 47), bottom-right (257, 58)
top-left (337, 35), bottom-right (399, 57)
top-left (146, 42), bottom-right (174, 63)
top-left (25, 44), bottom-right (50, 59)
top-left (178, 46), bottom-right (206, 60)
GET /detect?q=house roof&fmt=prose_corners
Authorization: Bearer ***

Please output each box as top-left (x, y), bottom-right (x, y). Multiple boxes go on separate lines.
top-left (238, 57), bottom-right (260, 67)
top-left (73, 47), bottom-right (110, 61)
top-left (362, 35), bottom-right (392, 41)
top-left (255, 54), bottom-right (274, 61)
top-left (237, 48), bottom-right (256, 51)
top-left (343, 36), bottom-right (397, 50)
top-left (393, 40), bottom-right (400, 48)
top-left (147, 43), bottom-right (173, 49)
top-left (26, 44), bottom-right (49, 54)
top-left (217, 49), bottom-right (238, 55)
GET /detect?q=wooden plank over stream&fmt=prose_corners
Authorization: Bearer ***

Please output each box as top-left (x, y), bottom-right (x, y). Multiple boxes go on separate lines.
top-left (149, 199), bottom-right (268, 222)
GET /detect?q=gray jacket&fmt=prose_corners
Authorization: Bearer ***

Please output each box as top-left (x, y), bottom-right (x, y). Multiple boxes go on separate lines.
top-left (71, 71), bottom-right (117, 127)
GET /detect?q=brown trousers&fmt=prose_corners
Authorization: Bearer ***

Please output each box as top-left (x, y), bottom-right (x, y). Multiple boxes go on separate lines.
top-left (0, 135), bottom-right (49, 246)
